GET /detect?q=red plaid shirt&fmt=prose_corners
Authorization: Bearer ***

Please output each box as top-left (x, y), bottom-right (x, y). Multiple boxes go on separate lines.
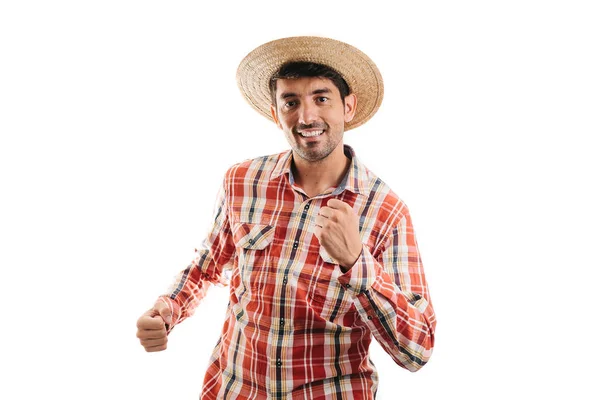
top-left (160, 145), bottom-right (436, 399)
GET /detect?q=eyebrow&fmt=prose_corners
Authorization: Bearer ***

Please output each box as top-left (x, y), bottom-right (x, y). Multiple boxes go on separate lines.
top-left (279, 87), bottom-right (332, 100)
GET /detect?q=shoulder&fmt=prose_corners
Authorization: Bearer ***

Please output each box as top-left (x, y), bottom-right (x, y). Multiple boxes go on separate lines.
top-left (360, 162), bottom-right (411, 220)
top-left (223, 150), bottom-right (287, 182)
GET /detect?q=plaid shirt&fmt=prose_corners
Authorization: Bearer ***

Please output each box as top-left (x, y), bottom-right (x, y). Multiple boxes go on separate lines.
top-left (160, 145), bottom-right (436, 399)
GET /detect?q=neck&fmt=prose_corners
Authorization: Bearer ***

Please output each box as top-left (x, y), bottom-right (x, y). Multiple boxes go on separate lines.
top-left (292, 144), bottom-right (350, 197)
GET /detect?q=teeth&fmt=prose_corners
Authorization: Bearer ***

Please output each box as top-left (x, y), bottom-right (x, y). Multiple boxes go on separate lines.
top-left (299, 130), bottom-right (323, 137)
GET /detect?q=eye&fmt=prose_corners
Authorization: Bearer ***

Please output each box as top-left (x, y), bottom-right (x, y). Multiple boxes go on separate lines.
top-left (284, 101), bottom-right (297, 108)
top-left (316, 96), bottom-right (328, 103)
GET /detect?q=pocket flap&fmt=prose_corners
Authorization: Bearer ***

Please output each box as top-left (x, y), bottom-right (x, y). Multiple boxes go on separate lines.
top-left (233, 223), bottom-right (275, 250)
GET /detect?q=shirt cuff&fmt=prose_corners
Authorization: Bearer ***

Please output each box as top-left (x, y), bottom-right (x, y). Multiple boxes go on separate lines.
top-left (156, 296), bottom-right (181, 334)
top-left (337, 244), bottom-right (378, 296)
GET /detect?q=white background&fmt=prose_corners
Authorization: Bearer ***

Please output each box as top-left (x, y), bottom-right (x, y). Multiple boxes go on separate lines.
top-left (1, 1), bottom-right (599, 399)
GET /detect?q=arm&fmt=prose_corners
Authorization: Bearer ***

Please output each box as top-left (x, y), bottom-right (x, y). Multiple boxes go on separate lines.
top-left (336, 210), bottom-right (436, 372)
top-left (158, 178), bottom-right (236, 333)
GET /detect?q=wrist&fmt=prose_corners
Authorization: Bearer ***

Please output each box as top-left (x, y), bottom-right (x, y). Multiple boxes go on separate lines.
top-left (340, 246), bottom-right (363, 272)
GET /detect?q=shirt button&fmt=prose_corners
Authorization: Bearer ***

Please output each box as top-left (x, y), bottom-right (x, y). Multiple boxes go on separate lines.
top-left (304, 204), bottom-right (310, 210)
top-left (248, 239), bottom-right (255, 245)
top-left (293, 242), bottom-right (299, 249)
top-left (282, 277), bottom-right (288, 285)
top-left (345, 284), bottom-right (351, 289)
top-left (279, 318), bottom-right (285, 326)
top-left (276, 359), bottom-right (282, 367)
top-left (367, 315), bottom-right (373, 320)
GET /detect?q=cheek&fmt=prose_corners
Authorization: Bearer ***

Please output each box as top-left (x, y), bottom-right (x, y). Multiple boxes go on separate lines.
top-left (324, 108), bottom-right (344, 123)
top-left (280, 114), bottom-right (297, 130)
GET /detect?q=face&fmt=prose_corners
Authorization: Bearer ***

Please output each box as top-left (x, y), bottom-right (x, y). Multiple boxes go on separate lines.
top-left (270, 77), bottom-right (357, 163)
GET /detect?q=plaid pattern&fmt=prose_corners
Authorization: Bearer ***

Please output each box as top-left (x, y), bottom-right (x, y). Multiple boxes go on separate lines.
top-left (160, 145), bottom-right (436, 399)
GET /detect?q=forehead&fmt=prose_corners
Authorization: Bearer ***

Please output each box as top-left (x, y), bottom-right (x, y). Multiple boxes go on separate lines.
top-left (274, 76), bottom-right (340, 96)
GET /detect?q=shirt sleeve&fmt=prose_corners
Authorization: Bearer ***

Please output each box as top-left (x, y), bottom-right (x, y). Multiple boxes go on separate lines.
top-left (157, 179), bottom-right (236, 333)
top-left (337, 208), bottom-right (436, 372)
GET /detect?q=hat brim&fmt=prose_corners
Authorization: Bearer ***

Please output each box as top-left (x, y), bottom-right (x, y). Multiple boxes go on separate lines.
top-left (236, 36), bottom-right (384, 131)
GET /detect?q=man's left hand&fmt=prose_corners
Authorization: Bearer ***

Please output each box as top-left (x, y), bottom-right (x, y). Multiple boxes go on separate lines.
top-left (314, 198), bottom-right (363, 272)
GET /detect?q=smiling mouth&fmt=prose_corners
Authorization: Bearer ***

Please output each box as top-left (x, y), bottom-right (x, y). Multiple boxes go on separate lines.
top-left (297, 130), bottom-right (324, 138)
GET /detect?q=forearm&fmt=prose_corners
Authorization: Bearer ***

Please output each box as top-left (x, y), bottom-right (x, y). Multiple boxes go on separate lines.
top-left (158, 256), bottom-right (217, 331)
top-left (338, 244), bottom-right (436, 371)
top-left (158, 179), bottom-right (235, 332)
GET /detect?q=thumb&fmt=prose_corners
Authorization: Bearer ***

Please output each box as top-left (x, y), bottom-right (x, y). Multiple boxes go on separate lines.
top-left (155, 300), bottom-right (173, 325)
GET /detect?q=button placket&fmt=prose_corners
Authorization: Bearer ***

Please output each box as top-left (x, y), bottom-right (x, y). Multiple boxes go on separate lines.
top-left (300, 203), bottom-right (310, 222)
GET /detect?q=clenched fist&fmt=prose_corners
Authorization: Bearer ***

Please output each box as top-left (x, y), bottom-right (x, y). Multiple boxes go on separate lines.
top-left (314, 198), bottom-right (363, 272)
top-left (136, 300), bottom-right (172, 352)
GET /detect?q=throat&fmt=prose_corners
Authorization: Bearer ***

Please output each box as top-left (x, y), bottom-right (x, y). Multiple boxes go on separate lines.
top-left (291, 151), bottom-right (351, 197)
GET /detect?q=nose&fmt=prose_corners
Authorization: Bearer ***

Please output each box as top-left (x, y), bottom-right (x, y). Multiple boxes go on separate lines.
top-left (298, 102), bottom-right (318, 125)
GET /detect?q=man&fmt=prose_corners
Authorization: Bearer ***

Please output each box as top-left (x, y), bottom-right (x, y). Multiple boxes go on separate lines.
top-left (136, 36), bottom-right (436, 399)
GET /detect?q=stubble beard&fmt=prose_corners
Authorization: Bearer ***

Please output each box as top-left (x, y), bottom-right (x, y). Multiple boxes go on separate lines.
top-left (291, 124), bottom-right (343, 163)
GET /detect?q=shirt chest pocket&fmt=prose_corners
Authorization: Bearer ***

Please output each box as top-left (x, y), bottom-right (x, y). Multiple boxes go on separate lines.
top-left (298, 252), bottom-right (356, 326)
top-left (233, 222), bottom-right (275, 291)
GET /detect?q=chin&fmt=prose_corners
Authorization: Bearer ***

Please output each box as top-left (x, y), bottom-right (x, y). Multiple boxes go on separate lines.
top-left (298, 148), bottom-right (334, 163)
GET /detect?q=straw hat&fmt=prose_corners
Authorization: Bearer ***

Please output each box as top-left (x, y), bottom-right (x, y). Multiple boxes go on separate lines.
top-left (236, 36), bottom-right (384, 131)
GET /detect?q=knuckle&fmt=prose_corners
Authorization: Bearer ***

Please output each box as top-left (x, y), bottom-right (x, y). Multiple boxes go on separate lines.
top-left (137, 315), bottom-right (155, 329)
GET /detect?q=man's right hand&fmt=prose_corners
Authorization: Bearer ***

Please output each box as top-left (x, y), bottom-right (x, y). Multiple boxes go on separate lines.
top-left (136, 300), bottom-right (172, 352)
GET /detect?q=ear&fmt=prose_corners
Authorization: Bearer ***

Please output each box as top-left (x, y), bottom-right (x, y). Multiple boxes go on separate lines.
top-left (343, 93), bottom-right (357, 123)
top-left (270, 104), bottom-right (283, 129)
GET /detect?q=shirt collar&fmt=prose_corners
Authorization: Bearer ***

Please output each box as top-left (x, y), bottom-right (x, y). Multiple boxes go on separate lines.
top-left (270, 144), bottom-right (370, 197)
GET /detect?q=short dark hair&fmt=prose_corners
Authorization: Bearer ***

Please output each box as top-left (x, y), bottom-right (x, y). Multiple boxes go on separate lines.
top-left (269, 61), bottom-right (351, 106)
